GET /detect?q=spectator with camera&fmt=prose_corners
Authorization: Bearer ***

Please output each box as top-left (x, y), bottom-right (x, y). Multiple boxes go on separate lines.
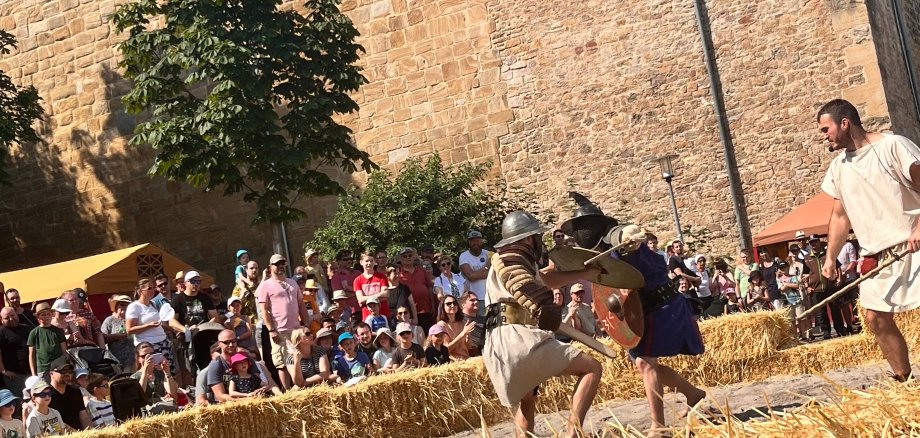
top-left (131, 342), bottom-right (178, 415)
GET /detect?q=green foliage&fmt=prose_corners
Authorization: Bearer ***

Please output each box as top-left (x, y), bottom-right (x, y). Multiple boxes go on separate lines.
top-left (0, 30), bottom-right (44, 185)
top-left (309, 155), bottom-right (516, 259)
top-left (111, 0), bottom-right (375, 223)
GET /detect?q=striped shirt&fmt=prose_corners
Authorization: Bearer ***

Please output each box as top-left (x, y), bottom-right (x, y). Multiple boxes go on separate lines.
top-left (87, 398), bottom-right (115, 427)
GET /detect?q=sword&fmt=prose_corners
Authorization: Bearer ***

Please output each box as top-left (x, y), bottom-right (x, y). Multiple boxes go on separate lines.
top-left (797, 249), bottom-right (907, 320)
top-left (556, 323), bottom-right (619, 359)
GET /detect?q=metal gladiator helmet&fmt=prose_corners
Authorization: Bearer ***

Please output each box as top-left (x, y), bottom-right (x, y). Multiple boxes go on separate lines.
top-left (495, 210), bottom-right (552, 248)
top-left (560, 192), bottom-right (619, 250)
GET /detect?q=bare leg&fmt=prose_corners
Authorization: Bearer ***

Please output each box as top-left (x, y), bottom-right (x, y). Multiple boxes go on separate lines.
top-left (559, 352), bottom-right (603, 437)
top-left (865, 310), bottom-right (911, 377)
top-left (654, 363), bottom-right (706, 408)
top-left (635, 357), bottom-right (665, 432)
top-left (514, 390), bottom-right (537, 438)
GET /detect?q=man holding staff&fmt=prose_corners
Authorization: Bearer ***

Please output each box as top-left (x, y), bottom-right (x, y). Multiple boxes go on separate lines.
top-left (819, 98), bottom-right (920, 381)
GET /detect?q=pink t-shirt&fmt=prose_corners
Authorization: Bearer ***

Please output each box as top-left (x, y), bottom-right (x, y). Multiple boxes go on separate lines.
top-left (256, 278), bottom-right (302, 332)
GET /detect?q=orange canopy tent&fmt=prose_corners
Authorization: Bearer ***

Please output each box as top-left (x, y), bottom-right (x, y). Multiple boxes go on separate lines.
top-left (752, 192), bottom-right (836, 247)
top-left (0, 243), bottom-right (214, 306)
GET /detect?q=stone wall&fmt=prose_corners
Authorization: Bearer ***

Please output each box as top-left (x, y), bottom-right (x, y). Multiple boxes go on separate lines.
top-left (867, 0), bottom-right (920, 142)
top-left (0, 0), bottom-right (917, 290)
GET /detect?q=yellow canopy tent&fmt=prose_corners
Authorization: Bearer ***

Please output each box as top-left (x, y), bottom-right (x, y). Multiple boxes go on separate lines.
top-left (0, 243), bottom-right (215, 305)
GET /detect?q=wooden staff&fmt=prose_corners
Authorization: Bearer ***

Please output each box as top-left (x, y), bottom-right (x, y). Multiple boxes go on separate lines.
top-left (557, 323), bottom-right (618, 359)
top-left (797, 249), bottom-right (907, 320)
top-left (582, 239), bottom-right (635, 267)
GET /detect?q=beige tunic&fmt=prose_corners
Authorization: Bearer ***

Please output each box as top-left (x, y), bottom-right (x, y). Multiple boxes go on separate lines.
top-left (482, 257), bottom-right (582, 408)
top-left (822, 134), bottom-right (920, 312)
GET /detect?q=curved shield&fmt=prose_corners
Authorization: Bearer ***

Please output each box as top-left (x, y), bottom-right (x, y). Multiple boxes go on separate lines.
top-left (549, 246), bottom-right (645, 289)
top-left (592, 285), bottom-right (644, 348)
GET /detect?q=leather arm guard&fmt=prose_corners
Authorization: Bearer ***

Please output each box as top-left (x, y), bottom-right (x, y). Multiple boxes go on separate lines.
top-left (493, 252), bottom-right (563, 331)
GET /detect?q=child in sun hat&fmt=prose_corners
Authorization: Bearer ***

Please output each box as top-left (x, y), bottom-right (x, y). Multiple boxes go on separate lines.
top-left (228, 353), bottom-right (265, 397)
top-left (0, 388), bottom-right (25, 438)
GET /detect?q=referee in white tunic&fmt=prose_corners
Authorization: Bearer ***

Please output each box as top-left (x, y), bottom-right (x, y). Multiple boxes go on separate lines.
top-left (819, 99), bottom-right (920, 381)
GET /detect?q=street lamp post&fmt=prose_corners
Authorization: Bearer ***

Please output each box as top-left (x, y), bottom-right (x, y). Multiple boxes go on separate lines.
top-left (657, 154), bottom-right (684, 243)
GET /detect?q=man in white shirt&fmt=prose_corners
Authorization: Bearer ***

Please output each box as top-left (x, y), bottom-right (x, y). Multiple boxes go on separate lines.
top-left (459, 230), bottom-right (490, 315)
top-left (818, 98), bottom-right (920, 381)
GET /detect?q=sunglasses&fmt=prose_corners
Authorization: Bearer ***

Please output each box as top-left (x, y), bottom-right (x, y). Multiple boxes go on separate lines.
top-left (187, 279), bottom-right (202, 285)
top-left (399, 332), bottom-right (412, 336)
top-left (219, 340), bottom-right (238, 345)
top-left (34, 390), bottom-right (53, 398)
top-left (440, 262), bottom-right (451, 267)
top-left (397, 311), bottom-right (409, 315)
top-left (54, 367), bottom-right (74, 374)
top-left (155, 282), bottom-right (169, 288)
top-left (553, 234), bottom-right (565, 239)
top-left (273, 261), bottom-right (287, 266)
top-left (444, 301), bottom-right (458, 307)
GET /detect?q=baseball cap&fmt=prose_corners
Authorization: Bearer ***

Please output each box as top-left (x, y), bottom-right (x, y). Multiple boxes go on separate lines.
top-left (174, 270), bottom-right (186, 281)
top-left (30, 379), bottom-right (51, 395)
top-left (51, 299), bottom-right (71, 313)
top-left (236, 249), bottom-right (249, 259)
top-left (420, 243), bottom-right (435, 252)
top-left (34, 302), bottom-right (52, 314)
top-left (316, 328), bottom-right (334, 340)
top-left (395, 322), bottom-right (412, 335)
top-left (0, 389), bottom-right (19, 407)
top-left (227, 296), bottom-right (242, 308)
top-left (794, 230), bottom-right (806, 239)
top-left (184, 271), bottom-right (201, 282)
top-left (269, 254), bottom-right (286, 265)
top-left (366, 296), bottom-right (380, 305)
top-left (808, 234), bottom-right (821, 241)
top-left (75, 368), bottom-right (89, 379)
top-left (789, 243), bottom-right (801, 252)
top-left (209, 284), bottom-right (220, 291)
top-left (570, 283), bottom-right (585, 293)
top-left (397, 247), bottom-right (415, 256)
top-left (293, 274), bottom-right (306, 283)
top-left (429, 324), bottom-right (446, 336)
top-left (337, 332), bottom-right (354, 344)
top-left (49, 355), bottom-right (72, 372)
top-left (467, 230), bottom-right (483, 239)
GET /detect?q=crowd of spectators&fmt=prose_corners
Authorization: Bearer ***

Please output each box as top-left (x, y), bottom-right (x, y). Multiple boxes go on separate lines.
top-left (0, 227), bottom-right (863, 435)
top-left (0, 231), bottom-right (496, 436)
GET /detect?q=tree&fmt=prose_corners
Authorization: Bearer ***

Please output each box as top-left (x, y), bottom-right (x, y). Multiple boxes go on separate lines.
top-left (111, 0), bottom-right (375, 224)
top-left (0, 30), bottom-right (43, 185)
top-left (309, 155), bottom-right (516, 259)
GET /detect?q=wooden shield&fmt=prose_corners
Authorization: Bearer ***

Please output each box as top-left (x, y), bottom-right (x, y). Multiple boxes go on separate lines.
top-left (591, 285), bottom-right (644, 348)
top-left (549, 246), bottom-right (645, 348)
top-left (548, 246), bottom-right (646, 289)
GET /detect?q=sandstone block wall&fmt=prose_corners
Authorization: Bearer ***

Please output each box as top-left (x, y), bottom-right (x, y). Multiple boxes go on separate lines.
top-left (1, 0), bottom-right (918, 289)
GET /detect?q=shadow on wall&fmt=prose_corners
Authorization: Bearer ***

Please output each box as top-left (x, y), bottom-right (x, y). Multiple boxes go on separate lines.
top-left (0, 63), bottom-right (147, 271)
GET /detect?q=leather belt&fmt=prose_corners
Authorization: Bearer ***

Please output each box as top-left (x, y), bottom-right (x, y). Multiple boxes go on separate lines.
top-left (484, 301), bottom-right (535, 331)
top-left (639, 282), bottom-right (680, 313)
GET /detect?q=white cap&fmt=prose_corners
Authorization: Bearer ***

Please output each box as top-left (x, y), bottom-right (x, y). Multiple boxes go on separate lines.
top-left (185, 271), bottom-right (201, 281)
top-left (52, 298), bottom-right (71, 313)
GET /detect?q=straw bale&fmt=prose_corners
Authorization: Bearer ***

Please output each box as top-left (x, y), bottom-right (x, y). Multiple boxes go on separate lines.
top-left (684, 380), bottom-right (920, 437)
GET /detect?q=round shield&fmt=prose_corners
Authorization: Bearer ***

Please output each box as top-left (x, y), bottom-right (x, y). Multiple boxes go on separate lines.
top-left (549, 246), bottom-right (646, 289)
top-left (591, 284), bottom-right (644, 348)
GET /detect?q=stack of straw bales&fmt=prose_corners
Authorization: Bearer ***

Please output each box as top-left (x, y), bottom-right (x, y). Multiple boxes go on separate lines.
top-left (67, 308), bottom-right (920, 438)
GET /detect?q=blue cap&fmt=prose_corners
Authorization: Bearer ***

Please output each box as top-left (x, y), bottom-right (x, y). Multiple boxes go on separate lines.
top-left (0, 389), bottom-right (19, 406)
top-left (236, 249), bottom-right (248, 259)
top-left (337, 332), bottom-right (354, 344)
